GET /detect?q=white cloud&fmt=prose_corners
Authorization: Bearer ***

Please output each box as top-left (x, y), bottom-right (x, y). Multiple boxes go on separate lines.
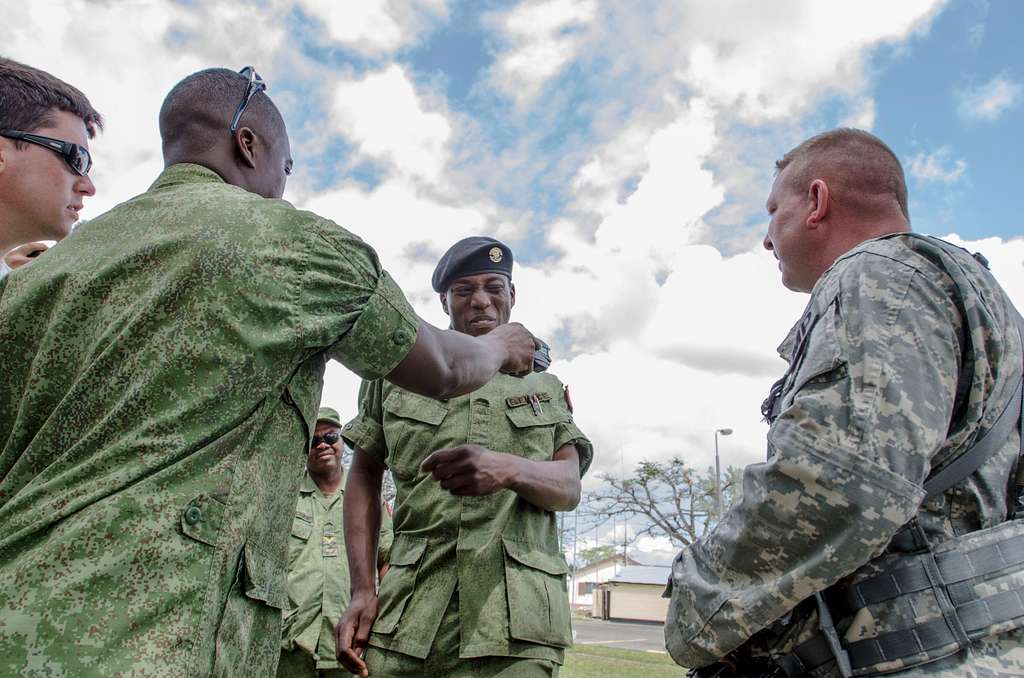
top-left (294, 0), bottom-right (447, 56)
top-left (673, 1), bottom-right (941, 123)
top-left (332, 65), bottom-right (453, 186)
top-left (956, 73), bottom-right (1023, 121)
top-left (487, 0), bottom-right (597, 108)
top-left (840, 98), bottom-right (877, 130)
top-left (909, 147), bottom-right (967, 184)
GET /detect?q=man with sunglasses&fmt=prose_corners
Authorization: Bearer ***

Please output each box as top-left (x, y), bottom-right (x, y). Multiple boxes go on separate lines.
top-left (0, 68), bottom-right (537, 677)
top-left (0, 58), bottom-right (101, 278)
top-left (280, 406), bottom-right (394, 678)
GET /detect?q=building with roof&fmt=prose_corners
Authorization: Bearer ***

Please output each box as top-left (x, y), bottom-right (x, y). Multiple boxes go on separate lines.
top-left (568, 554), bottom-right (639, 609)
top-left (592, 564), bottom-right (672, 623)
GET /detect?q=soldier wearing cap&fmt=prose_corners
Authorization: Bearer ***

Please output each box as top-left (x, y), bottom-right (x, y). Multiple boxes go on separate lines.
top-left (279, 406), bottom-right (395, 677)
top-left (336, 236), bottom-right (593, 677)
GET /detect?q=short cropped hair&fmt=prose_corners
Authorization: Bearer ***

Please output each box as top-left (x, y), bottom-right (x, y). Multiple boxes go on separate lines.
top-left (0, 57), bottom-right (102, 138)
top-left (776, 128), bottom-right (908, 220)
top-left (159, 68), bottom-right (284, 156)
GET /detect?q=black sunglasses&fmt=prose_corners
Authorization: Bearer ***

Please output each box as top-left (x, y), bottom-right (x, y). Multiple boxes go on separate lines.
top-left (0, 130), bottom-right (93, 176)
top-left (311, 431), bottom-right (340, 448)
top-left (229, 66), bottom-right (267, 134)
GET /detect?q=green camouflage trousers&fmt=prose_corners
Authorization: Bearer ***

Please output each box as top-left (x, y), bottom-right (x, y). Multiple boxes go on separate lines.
top-left (364, 589), bottom-right (558, 677)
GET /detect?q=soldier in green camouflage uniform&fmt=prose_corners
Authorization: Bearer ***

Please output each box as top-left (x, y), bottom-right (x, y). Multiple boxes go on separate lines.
top-left (666, 128), bottom-right (1024, 677)
top-left (278, 407), bottom-right (394, 677)
top-left (0, 69), bottom-right (536, 677)
top-left (335, 237), bottom-right (593, 677)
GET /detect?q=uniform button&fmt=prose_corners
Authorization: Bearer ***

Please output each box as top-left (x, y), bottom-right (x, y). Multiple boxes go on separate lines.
top-left (184, 506), bottom-right (203, 525)
top-left (391, 328), bottom-right (410, 345)
top-left (344, 422), bottom-right (353, 430)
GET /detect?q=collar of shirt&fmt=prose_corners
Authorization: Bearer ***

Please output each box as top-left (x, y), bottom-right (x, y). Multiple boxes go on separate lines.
top-left (149, 163), bottom-right (226, 192)
top-left (299, 469), bottom-right (346, 509)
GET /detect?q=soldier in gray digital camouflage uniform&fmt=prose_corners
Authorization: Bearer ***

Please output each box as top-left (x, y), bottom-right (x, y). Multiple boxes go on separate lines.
top-left (666, 128), bottom-right (1024, 677)
top-left (0, 67), bottom-right (537, 677)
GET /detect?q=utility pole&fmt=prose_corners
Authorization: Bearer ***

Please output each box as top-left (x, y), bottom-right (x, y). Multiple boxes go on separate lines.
top-left (714, 427), bottom-right (733, 521)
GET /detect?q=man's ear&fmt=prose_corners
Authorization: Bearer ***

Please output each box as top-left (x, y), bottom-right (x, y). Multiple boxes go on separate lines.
top-left (806, 179), bottom-right (830, 228)
top-left (0, 140), bottom-right (9, 176)
top-left (509, 281), bottom-right (516, 308)
top-left (234, 127), bottom-right (258, 169)
top-left (440, 292), bottom-right (450, 316)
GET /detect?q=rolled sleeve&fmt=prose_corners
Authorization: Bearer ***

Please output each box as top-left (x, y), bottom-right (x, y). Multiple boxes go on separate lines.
top-left (329, 271), bottom-right (419, 381)
top-left (342, 380), bottom-right (387, 466)
top-left (555, 421), bottom-right (593, 477)
top-left (342, 413), bottom-right (385, 464)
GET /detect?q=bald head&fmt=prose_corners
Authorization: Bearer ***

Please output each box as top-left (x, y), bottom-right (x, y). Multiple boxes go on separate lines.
top-left (775, 128), bottom-right (909, 221)
top-left (159, 68), bottom-right (291, 199)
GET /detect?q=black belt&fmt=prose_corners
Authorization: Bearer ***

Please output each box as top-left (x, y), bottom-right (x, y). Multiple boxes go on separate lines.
top-left (777, 535), bottom-right (1024, 676)
top-left (780, 587), bottom-right (1024, 675)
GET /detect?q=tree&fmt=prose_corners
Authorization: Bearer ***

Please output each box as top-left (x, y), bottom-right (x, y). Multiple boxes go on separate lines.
top-left (577, 545), bottom-right (617, 566)
top-left (584, 457), bottom-right (742, 548)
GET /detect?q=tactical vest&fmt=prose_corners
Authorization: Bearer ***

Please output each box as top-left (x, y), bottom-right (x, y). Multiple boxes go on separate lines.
top-left (760, 237), bottom-right (1024, 678)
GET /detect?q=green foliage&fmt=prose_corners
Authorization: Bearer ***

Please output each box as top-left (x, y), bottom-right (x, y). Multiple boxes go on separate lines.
top-left (578, 544), bottom-right (617, 566)
top-left (586, 457), bottom-right (743, 548)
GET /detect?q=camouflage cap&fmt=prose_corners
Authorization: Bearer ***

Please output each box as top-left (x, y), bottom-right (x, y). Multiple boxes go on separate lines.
top-left (316, 406), bottom-right (342, 427)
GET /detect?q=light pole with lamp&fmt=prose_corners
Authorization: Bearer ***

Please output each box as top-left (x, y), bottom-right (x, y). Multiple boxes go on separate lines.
top-left (714, 428), bottom-right (733, 520)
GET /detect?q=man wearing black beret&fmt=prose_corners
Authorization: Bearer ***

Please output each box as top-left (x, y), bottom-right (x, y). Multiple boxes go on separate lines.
top-left (337, 236), bottom-right (593, 677)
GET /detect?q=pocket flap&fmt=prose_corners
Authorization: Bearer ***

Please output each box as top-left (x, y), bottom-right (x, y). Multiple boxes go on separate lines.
top-left (505, 407), bottom-right (567, 429)
top-left (291, 514), bottom-right (312, 540)
top-left (502, 538), bottom-right (570, 575)
top-left (384, 391), bottom-right (448, 426)
top-left (180, 495), bottom-right (227, 547)
top-left (243, 542), bottom-right (288, 609)
top-left (389, 534), bottom-right (428, 567)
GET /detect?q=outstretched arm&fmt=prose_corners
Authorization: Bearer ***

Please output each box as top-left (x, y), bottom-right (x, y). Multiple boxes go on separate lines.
top-left (386, 320), bottom-right (537, 399)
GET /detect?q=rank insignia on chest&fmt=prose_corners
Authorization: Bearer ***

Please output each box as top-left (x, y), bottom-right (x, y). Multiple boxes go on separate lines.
top-left (506, 392), bottom-right (551, 415)
top-left (322, 525), bottom-right (339, 557)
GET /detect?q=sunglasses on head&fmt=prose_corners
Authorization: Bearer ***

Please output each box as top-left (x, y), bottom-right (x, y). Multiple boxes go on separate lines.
top-left (311, 431), bottom-right (340, 448)
top-left (229, 66), bottom-right (267, 134)
top-left (0, 130), bottom-right (93, 176)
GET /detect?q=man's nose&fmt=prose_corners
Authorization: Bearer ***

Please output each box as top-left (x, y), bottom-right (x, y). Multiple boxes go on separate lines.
top-left (763, 232), bottom-right (773, 251)
top-left (77, 174), bottom-right (96, 197)
top-left (470, 289), bottom-right (490, 308)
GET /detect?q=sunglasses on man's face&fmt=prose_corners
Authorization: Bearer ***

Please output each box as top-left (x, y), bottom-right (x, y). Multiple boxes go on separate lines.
top-left (229, 66), bottom-right (267, 134)
top-left (0, 130), bottom-right (93, 176)
top-left (311, 431), bottom-right (340, 448)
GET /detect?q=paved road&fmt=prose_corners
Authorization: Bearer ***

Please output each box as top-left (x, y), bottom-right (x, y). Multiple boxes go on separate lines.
top-left (572, 617), bottom-right (667, 653)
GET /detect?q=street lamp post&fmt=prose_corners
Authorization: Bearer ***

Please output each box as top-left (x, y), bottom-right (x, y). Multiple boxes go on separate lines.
top-left (714, 428), bottom-right (733, 520)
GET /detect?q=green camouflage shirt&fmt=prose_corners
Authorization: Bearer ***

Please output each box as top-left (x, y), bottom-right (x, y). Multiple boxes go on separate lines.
top-left (666, 234), bottom-right (1024, 675)
top-left (343, 370), bottom-right (592, 663)
top-left (282, 471), bottom-right (394, 669)
top-left (0, 164), bottom-right (419, 677)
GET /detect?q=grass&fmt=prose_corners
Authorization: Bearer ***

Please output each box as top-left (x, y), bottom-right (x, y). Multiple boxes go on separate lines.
top-left (561, 644), bottom-right (685, 677)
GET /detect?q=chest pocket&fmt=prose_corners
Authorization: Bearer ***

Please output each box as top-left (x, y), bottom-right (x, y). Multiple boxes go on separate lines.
top-left (382, 391), bottom-right (449, 479)
top-left (782, 301), bottom-right (848, 411)
top-left (504, 406), bottom-right (566, 460)
top-left (288, 508), bottom-right (313, 569)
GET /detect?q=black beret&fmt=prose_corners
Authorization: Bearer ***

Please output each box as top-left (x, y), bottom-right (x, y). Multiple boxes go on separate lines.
top-left (431, 236), bottom-right (514, 293)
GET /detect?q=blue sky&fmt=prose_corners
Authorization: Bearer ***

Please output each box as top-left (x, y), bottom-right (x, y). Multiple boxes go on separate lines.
top-left (5, 0), bottom-right (1024, 560)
